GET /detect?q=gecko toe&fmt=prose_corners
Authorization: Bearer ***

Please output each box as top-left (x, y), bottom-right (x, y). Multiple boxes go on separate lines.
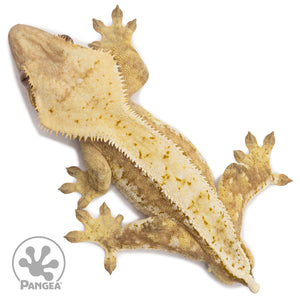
top-left (60, 166), bottom-right (104, 208)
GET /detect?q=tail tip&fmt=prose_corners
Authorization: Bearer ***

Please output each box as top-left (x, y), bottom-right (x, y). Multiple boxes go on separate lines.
top-left (247, 278), bottom-right (260, 293)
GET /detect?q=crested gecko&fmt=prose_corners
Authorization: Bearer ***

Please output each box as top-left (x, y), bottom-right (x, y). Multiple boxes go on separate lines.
top-left (9, 6), bottom-right (291, 292)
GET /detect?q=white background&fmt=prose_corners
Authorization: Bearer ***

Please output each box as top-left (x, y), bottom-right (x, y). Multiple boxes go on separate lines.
top-left (1, 0), bottom-right (299, 298)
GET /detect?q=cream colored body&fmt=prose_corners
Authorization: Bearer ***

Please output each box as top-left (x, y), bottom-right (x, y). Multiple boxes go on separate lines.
top-left (9, 6), bottom-right (291, 293)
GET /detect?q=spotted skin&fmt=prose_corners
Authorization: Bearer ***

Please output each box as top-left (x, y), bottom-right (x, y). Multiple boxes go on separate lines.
top-left (9, 6), bottom-right (291, 293)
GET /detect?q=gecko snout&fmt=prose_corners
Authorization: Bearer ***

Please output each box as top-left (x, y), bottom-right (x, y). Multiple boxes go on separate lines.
top-left (9, 24), bottom-right (74, 111)
top-left (9, 24), bottom-right (67, 75)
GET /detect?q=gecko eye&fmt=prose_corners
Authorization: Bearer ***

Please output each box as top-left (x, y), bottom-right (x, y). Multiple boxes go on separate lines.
top-left (20, 68), bottom-right (32, 89)
top-left (58, 34), bottom-right (74, 44)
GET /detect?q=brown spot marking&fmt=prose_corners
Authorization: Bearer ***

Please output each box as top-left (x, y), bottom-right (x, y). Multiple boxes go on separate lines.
top-left (187, 200), bottom-right (195, 210)
top-left (212, 236), bottom-right (216, 244)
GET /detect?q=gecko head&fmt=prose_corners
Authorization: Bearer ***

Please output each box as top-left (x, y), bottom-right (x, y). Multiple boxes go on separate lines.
top-left (9, 24), bottom-right (75, 111)
top-left (9, 23), bottom-right (127, 139)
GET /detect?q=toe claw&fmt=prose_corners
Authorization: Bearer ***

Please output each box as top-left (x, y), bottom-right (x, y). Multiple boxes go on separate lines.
top-left (59, 182), bottom-right (75, 194)
top-left (104, 250), bottom-right (117, 274)
top-left (263, 131), bottom-right (275, 146)
top-left (272, 174), bottom-right (292, 186)
top-left (64, 231), bottom-right (88, 243)
top-left (112, 5), bottom-right (123, 25)
top-left (234, 150), bottom-right (246, 163)
top-left (126, 19), bottom-right (137, 32)
top-left (115, 214), bottom-right (124, 225)
top-left (245, 132), bottom-right (258, 151)
top-left (262, 132), bottom-right (275, 155)
top-left (66, 166), bottom-right (83, 178)
top-left (100, 202), bottom-right (111, 215)
top-left (92, 19), bottom-right (106, 34)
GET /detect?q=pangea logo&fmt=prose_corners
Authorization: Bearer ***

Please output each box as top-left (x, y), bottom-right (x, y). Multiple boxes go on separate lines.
top-left (12, 236), bottom-right (65, 290)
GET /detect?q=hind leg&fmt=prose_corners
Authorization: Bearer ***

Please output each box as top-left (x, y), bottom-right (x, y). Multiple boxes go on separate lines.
top-left (65, 202), bottom-right (206, 274)
top-left (218, 132), bottom-right (292, 234)
top-left (217, 132), bottom-right (291, 267)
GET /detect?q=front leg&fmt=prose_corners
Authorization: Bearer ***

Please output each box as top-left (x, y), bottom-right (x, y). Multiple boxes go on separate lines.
top-left (59, 140), bottom-right (111, 209)
top-left (65, 202), bottom-right (206, 275)
top-left (89, 5), bottom-right (149, 97)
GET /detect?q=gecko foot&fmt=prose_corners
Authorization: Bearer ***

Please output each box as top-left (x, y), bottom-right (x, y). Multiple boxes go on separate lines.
top-left (65, 202), bottom-right (123, 274)
top-left (218, 132), bottom-right (292, 235)
top-left (89, 5), bottom-right (136, 49)
top-left (88, 5), bottom-right (148, 97)
top-left (59, 166), bottom-right (105, 209)
top-left (233, 132), bottom-right (292, 186)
